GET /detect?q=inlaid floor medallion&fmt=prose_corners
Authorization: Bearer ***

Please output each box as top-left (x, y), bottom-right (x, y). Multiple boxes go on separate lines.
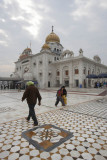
top-left (22, 124), bottom-right (73, 152)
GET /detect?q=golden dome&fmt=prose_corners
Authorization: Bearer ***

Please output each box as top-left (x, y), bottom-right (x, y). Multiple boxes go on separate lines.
top-left (19, 54), bottom-right (28, 60)
top-left (45, 32), bottom-right (60, 43)
top-left (42, 43), bottom-right (50, 49)
top-left (19, 47), bottom-right (32, 60)
top-left (24, 48), bottom-right (32, 52)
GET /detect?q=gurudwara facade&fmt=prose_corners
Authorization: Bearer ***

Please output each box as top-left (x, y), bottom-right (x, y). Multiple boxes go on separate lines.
top-left (12, 27), bottom-right (107, 88)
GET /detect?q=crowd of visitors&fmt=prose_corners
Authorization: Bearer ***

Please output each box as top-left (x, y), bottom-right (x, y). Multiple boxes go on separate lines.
top-left (94, 81), bottom-right (107, 88)
top-left (0, 84), bottom-right (9, 90)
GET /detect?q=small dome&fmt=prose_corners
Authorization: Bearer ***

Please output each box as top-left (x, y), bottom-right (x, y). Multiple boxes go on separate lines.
top-left (24, 48), bottom-right (31, 51)
top-left (19, 54), bottom-right (29, 60)
top-left (42, 43), bottom-right (50, 49)
top-left (19, 54), bottom-right (28, 60)
top-left (45, 32), bottom-right (60, 43)
top-left (23, 47), bottom-right (32, 54)
top-left (93, 55), bottom-right (101, 63)
top-left (19, 47), bottom-right (32, 60)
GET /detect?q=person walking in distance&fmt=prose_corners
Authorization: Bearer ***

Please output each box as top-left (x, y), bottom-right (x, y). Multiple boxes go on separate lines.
top-left (55, 87), bottom-right (65, 107)
top-left (18, 84), bottom-right (21, 92)
top-left (22, 81), bottom-right (42, 126)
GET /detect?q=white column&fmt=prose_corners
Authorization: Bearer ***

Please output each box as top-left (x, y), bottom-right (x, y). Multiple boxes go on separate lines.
top-left (79, 60), bottom-right (83, 88)
top-left (42, 53), bottom-right (48, 88)
top-left (69, 63), bottom-right (73, 88)
top-left (86, 63), bottom-right (88, 88)
top-left (60, 66), bottom-right (63, 86)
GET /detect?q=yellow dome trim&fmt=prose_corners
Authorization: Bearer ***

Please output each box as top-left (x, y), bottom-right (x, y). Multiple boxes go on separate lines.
top-left (19, 54), bottom-right (28, 60)
top-left (42, 43), bottom-right (50, 49)
top-left (45, 32), bottom-right (60, 43)
top-left (24, 48), bottom-right (31, 52)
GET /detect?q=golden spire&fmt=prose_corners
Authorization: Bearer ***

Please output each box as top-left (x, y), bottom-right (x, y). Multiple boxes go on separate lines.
top-left (52, 25), bottom-right (54, 32)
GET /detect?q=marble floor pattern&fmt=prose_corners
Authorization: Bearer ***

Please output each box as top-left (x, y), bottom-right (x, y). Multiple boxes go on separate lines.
top-left (0, 89), bottom-right (103, 123)
top-left (0, 89), bottom-right (107, 160)
top-left (62, 98), bottom-right (107, 119)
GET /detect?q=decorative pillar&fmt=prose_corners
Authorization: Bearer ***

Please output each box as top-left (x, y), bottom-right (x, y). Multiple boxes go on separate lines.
top-left (86, 64), bottom-right (88, 88)
top-left (60, 66), bottom-right (63, 86)
top-left (69, 63), bottom-right (73, 88)
top-left (79, 60), bottom-right (84, 88)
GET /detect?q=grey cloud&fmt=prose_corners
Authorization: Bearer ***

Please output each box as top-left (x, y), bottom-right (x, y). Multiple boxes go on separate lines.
top-left (0, 0), bottom-right (107, 76)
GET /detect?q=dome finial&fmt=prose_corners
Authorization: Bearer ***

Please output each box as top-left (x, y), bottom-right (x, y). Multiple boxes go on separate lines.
top-left (52, 25), bottom-right (54, 32)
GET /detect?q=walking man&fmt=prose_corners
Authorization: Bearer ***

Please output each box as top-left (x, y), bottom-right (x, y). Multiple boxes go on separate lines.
top-left (22, 81), bottom-right (42, 126)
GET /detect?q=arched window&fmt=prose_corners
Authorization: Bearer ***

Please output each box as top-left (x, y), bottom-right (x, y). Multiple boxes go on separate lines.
top-left (88, 68), bottom-right (91, 75)
top-left (75, 69), bottom-right (79, 74)
top-left (57, 71), bottom-right (60, 76)
top-left (65, 70), bottom-right (69, 75)
top-left (98, 69), bottom-right (100, 74)
top-left (83, 67), bottom-right (86, 74)
top-left (92, 69), bottom-right (94, 74)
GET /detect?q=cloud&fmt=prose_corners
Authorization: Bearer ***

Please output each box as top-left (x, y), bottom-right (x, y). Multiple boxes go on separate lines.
top-left (0, 64), bottom-right (14, 71)
top-left (0, 29), bottom-right (8, 38)
top-left (0, 0), bottom-right (107, 77)
top-left (0, 64), bottom-right (14, 76)
top-left (0, 18), bottom-right (5, 22)
top-left (2, 0), bottom-right (51, 39)
top-left (99, 0), bottom-right (107, 9)
top-left (11, 16), bottom-right (25, 21)
top-left (0, 29), bottom-right (9, 46)
top-left (15, 0), bottom-right (43, 38)
top-left (0, 40), bottom-right (8, 46)
top-left (70, 0), bottom-right (107, 32)
top-left (70, 0), bottom-right (94, 20)
top-left (2, 0), bottom-right (12, 6)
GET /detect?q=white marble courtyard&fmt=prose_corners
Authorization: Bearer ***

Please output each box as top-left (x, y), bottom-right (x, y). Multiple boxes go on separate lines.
top-left (0, 88), bottom-right (107, 160)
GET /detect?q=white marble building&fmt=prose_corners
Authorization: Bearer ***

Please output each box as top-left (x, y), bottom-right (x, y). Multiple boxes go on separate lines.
top-left (12, 27), bottom-right (107, 88)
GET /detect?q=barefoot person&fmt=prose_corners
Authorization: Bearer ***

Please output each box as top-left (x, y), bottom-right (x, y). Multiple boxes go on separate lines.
top-left (55, 87), bottom-right (65, 107)
top-left (22, 81), bottom-right (42, 126)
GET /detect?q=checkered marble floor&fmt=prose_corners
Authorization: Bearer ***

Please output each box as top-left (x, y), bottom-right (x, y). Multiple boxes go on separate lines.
top-left (0, 90), bottom-right (107, 160)
top-left (0, 108), bottom-right (107, 160)
top-left (63, 98), bottom-right (107, 119)
top-left (0, 90), bottom-right (101, 124)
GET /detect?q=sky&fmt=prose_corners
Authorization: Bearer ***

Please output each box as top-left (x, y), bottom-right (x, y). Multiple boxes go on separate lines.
top-left (0, 0), bottom-right (107, 77)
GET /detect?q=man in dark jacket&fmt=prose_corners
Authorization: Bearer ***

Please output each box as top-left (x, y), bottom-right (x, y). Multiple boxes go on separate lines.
top-left (22, 81), bottom-right (42, 126)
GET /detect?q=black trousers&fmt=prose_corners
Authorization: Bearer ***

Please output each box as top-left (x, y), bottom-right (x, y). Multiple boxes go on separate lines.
top-left (27, 104), bottom-right (38, 124)
top-left (55, 96), bottom-right (65, 106)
